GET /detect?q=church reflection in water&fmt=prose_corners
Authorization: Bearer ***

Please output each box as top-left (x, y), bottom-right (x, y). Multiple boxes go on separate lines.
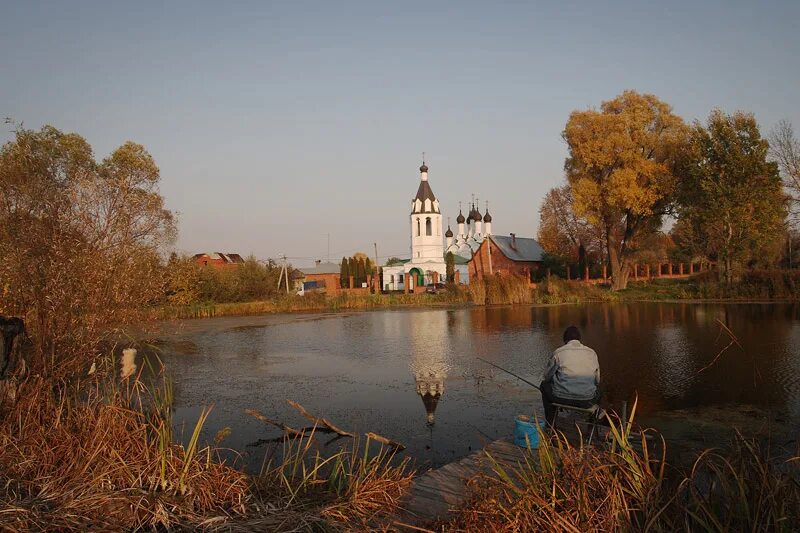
top-left (415, 368), bottom-right (445, 426)
top-left (408, 310), bottom-right (452, 427)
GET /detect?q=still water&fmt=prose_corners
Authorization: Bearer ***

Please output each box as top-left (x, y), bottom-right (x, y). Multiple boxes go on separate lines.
top-left (156, 303), bottom-right (800, 470)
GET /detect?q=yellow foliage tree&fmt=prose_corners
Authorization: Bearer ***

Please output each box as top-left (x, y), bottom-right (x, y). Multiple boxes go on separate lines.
top-left (563, 91), bottom-right (687, 289)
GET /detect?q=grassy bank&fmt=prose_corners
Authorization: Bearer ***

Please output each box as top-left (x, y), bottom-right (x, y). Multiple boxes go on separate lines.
top-left (158, 277), bottom-right (612, 320)
top-left (618, 270), bottom-right (800, 301)
top-left (158, 287), bottom-right (472, 319)
top-left (157, 271), bottom-right (800, 321)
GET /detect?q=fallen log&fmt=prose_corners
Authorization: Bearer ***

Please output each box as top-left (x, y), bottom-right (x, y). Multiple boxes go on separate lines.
top-left (287, 399), bottom-right (356, 438)
top-left (245, 409), bottom-right (308, 439)
top-left (366, 432), bottom-right (406, 451)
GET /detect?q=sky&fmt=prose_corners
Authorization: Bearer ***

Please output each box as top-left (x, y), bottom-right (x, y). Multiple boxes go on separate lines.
top-left (2, 1), bottom-right (799, 267)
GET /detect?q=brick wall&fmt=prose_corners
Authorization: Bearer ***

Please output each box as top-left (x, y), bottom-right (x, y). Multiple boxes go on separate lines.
top-left (305, 273), bottom-right (342, 293)
top-left (194, 255), bottom-right (239, 268)
top-left (468, 239), bottom-right (541, 280)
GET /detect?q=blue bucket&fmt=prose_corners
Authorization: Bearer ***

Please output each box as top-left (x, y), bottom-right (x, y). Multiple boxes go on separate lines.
top-left (514, 415), bottom-right (546, 448)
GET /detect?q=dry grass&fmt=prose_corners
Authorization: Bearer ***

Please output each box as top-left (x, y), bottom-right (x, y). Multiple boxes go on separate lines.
top-left (0, 363), bottom-right (249, 531)
top-left (484, 274), bottom-right (534, 305)
top-left (0, 360), bottom-right (417, 532)
top-left (442, 403), bottom-right (800, 532)
top-left (159, 288), bottom-right (472, 319)
top-left (222, 431), bottom-right (414, 531)
top-left (534, 277), bottom-right (614, 304)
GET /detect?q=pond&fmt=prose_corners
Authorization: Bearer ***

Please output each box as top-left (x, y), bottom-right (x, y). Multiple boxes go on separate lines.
top-left (154, 303), bottom-right (800, 471)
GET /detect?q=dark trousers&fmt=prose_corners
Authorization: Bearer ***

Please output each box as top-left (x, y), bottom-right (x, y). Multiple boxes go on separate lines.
top-left (540, 380), bottom-right (600, 425)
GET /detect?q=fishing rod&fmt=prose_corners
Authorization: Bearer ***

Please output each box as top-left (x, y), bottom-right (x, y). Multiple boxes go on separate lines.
top-left (476, 357), bottom-right (540, 391)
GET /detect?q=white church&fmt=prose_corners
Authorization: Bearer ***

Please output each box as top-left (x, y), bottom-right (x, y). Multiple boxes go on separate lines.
top-left (382, 161), bottom-right (494, 291)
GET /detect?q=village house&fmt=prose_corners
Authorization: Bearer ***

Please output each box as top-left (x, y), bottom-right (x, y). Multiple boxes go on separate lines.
top-left (298, 261), bottom-right (341, 293)
top-left (193, 252), bottom-right (245, 268)
top-left (468, 233), bottom-right (545, 281)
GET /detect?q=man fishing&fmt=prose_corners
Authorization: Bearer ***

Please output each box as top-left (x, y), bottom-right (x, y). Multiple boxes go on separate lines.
top-left (540, 326), bottom-right (601, 425)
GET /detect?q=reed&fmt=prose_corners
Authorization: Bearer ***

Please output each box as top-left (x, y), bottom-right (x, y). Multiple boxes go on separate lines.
top-left (443, 406), bottom-right (800, 532)
top-left (158, 287), bottom-right (473, 319)
top-left (482, 274), bottom-right (534, 304)
top-left (534, 277), bottom-right (614, 304)
top-left (240, 432), bottom-right (414, 530)
top-left (0, 359), bottom-right (249, 531)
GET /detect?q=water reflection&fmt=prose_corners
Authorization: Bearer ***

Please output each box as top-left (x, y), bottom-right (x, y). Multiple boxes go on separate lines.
top-left (408, 311), bottom-right (450, 427)
top-left (158, 303), bottom-right (800, 470)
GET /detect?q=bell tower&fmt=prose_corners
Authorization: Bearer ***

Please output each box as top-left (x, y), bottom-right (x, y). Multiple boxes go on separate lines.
top-left (409, 159), bottom-right (444, 261)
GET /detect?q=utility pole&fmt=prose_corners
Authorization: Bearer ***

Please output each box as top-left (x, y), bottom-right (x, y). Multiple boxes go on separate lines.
top-left (373, 242), bottom-right (380, 293)
top-left (276, 255), bottom-right (290, 293)
top-left (284, 255), bottom-right (290, 293)
top-left (327, 233), bottom-right (330, 264)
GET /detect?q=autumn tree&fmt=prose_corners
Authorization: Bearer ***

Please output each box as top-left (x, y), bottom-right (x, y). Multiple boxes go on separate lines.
top-left (235, 255), bottom-right (282, 301)
top-left (669, 216), bottom-right (707, 265)
top-left (537, 185), bottom-right (603, 273)
top-left (165, 254), bottom-right (202, 305)
top-left (563, 90), bottom-right (687, 290)
top-left (676, 110), bottom-right (787, 282)
top-left (0, 125), bottom-right (175, 374)
top-left (769, 120), bottom-right (800, 222)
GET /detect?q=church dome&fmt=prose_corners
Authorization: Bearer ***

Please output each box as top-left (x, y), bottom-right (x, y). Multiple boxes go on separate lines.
top-left (445, 226), bottom-right (453, 238)
top-left (483, 210), bottom-right (492, 223)
top-left (471, 206), bottom-right (482, 222)
top-left (419, 163), bottom-right (428, 173)
top-left (456, 210), bottom-right (465, 224)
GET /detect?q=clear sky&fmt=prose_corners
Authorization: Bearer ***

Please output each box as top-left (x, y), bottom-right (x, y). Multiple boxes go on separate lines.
top-left (2, 1), bottom-right (798, 266)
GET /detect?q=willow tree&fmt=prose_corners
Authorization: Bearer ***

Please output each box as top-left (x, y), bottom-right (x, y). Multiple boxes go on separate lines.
top-left (563, 91), bottom-right (687, 290)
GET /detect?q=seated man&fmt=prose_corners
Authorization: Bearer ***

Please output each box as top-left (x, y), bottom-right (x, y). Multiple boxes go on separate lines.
top-left (540, 325), bottom-right (600, 425)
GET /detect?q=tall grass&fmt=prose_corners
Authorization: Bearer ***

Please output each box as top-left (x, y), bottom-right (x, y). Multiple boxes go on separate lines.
top-left (0, 358), bottom-right (248, 531)
top-left (0, 353), bottom-right (417, 531)
top-left (483, 274), bottom-right (534, 305)
top-left (230, 431), bottom-right (414, 530)
top-left (534, 277), bottom-right (614, 304)
top-left (694, 269), bottom-right (800, 300)
top-left (158, 287), bottom-right (472, 319)
top-left (444, 404), bottom-right (800, 532)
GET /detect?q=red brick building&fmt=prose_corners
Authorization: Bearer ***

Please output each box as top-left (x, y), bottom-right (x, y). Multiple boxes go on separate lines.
top-left (193, 252), bottom-right (245, 268)
top-left (298, 261), bottom-right (342, 293)
top-left (468, 234), bottom-right (544, 281)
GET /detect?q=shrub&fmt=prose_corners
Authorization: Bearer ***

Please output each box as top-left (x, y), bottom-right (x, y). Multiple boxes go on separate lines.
top-left (0, 125), bottom-right (175, 375)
